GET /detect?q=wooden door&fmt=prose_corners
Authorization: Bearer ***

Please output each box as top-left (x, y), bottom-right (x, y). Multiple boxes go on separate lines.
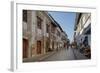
top-left (23, 39), bottom-right (28, 58)
top-left (37, 41), bottom-right (41, 54)
top-left (52, 41), bottom-right (54, 49)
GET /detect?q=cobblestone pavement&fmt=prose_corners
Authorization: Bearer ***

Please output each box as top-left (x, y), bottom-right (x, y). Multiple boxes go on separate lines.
top-left (42, 47), bottom-right (88, 61)
top-left (23, 47), bottom-right (88, 62)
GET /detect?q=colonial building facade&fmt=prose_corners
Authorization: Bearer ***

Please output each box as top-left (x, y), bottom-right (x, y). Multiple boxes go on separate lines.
top-left (23, 10), bottom-right (68, 59)
top-left (74, 13), bottom-right (91, 58)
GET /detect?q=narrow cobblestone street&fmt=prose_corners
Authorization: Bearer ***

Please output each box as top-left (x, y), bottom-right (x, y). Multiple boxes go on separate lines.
top-left (23, 47), bottom-right (88, 62)
top-left (42, 48), bottom-right (88, 61)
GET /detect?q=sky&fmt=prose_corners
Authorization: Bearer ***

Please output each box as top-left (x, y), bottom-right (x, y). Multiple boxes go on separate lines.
top-left (48, 11), bottom-right (76, 42)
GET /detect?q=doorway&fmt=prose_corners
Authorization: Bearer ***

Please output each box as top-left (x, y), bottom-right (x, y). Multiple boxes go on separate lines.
top-left (37, 41), bottom-right (41, 54)
top-left (23, 38), bottom-right (28, 58)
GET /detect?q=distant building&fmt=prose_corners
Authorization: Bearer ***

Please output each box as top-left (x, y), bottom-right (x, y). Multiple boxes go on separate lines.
top-left (23, 10), bottom-right (68, 59)
top-left (74, 13), bottom-right (91, 48)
